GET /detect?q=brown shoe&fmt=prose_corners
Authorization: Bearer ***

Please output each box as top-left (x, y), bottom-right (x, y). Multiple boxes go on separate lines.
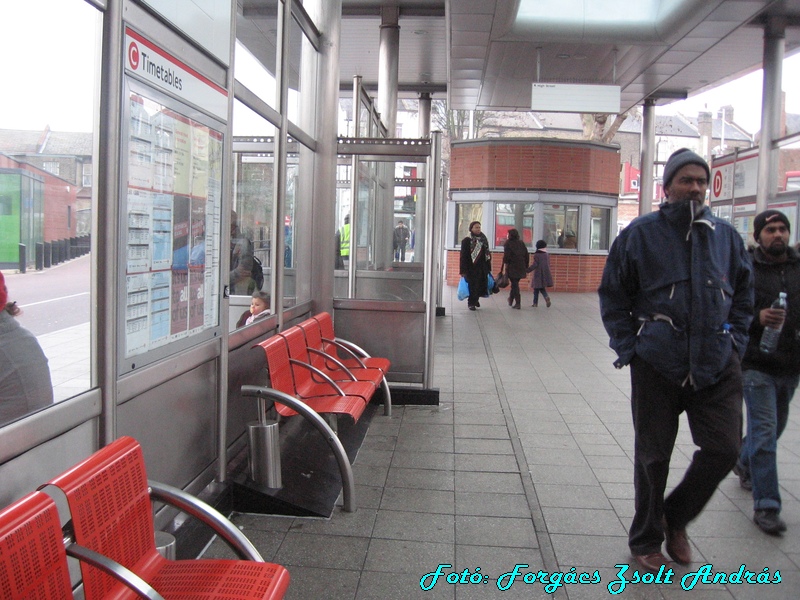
top-left (633, 552), bottom-right (672, 574)
top-left (663, 517), bottom-right (691, 565)
top-left (545, 297), bottom-right (551, 307)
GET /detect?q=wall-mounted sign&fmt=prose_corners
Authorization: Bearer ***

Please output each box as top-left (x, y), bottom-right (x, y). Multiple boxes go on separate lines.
top-left (531, 83), bottom-right (620, 114)
top-left (125, 27), bottom-right (228, 121)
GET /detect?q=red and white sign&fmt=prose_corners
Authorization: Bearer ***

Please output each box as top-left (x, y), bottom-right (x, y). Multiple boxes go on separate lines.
top-left (124, 27), bottom-right (228, 121)
top-left (713, 170), bottom-right (723, 198)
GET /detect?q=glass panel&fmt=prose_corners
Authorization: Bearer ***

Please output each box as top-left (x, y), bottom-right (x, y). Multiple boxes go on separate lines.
top-left (231, 132), bottom-right (275, 330)
top-left (283, 140), bottom-right (313, 306)
top-left (543, 204), bottom-right (579, 249)
top-left (494, 203), bottom-right (535, 248)
top-left (455, 204), bottom-right (482, 246)
top-left (235, 17), bottom-right (277, 109)
top-left (590, 206), bottom-right (611, 250)
top-left (359, 100), bottom-right (370, 137)
top-left (232, 99), bottom-right (277, 137)
top-left (287, 14), bottom-right (317, 131)
top-left (0, 0), bottom-right (100, 424)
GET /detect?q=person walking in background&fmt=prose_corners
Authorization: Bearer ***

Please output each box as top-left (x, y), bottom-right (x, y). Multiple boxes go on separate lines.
top-left (0, 272), bottom-right (54, 426)
top-left (502, 228), bottom-right (529, 309)
top-left (393, 220), bottom-right (410, 262)
top-left (527, 240), bottom-right (553, 307)
top-left (734, 209), bottom-right (800, 535)
top-left (598, 148), bottom-right (753, 574)
top-left (335, 214), bottom-right (350, 269)
top-left (459, 221), bottom-right (491, 311)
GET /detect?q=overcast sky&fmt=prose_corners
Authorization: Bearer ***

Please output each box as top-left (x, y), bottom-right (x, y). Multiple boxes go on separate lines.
top-left (1, 0), bottom-right (798, 136)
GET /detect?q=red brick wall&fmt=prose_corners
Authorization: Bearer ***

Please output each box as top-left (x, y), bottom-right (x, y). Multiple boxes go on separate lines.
top-left (450, 140), bottom-right (619, 195)
top-left (446, 250), bottom-right (607, 293)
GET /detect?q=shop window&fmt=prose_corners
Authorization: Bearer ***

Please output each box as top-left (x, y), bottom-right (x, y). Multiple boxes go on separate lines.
top-left (590, 206), bottom-right (611, 250)
top-left (455, 203), bottom-right (482, 246)
top-left (543, 204), bottom-right (579, 249)
top-left (494, 203), bottom-right (534, 247)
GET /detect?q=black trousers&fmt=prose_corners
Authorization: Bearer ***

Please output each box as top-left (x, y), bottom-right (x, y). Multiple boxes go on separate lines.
top-left (628, 354), bottom-right (742, 555)
top-left (509, 278), bottom-right (521, 306)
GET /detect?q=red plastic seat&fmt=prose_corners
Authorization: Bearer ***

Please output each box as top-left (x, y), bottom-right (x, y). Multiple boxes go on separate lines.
top-left (313, 312), bottom-right (391, 373)
top-left (279, 326), bottom-right (377, 401)
top-left (45, 436), bottom-right (290, 600)
top-left (297, 319), bottom-right (385, 388)
top-left (0, 491), bottom-right (74, 600)
top-left (258, 336), bottom-right (367, 422)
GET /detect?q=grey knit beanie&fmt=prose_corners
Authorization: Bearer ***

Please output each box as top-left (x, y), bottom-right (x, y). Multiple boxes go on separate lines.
top-left (662, 148), bottom-right (710, 188)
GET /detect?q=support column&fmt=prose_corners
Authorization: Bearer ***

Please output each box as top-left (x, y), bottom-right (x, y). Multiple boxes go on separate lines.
top-left (415, 92), bottom-right (431, 263)
top-left (377, 6), bottom-right (399, 135)
top-left (307, 0), bottom-right (341, 314)
top-left (377, 6), bottom-right (400, 270)
top-left (756, 16), bottom-right (785, 213)
top-left (639, 98), bottom-right (656, 216)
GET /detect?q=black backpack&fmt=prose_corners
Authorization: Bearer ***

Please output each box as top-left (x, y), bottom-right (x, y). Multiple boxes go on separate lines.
top-left (252, 256), bottom-right (264, 290)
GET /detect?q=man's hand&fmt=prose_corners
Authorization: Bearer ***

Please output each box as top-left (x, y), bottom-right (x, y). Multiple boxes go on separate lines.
top-left (760, 307), bottom-right (786, 328)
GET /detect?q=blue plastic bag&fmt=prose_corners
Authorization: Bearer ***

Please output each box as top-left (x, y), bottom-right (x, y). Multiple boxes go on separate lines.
top-left (485, 273), bottom-right (496, 297)
top-left (457, 277), bottom-right (469, 301)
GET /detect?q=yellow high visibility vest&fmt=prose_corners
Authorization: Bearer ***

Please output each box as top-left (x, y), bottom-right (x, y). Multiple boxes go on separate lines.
top-left (339, 223), bottom-right (350, 256)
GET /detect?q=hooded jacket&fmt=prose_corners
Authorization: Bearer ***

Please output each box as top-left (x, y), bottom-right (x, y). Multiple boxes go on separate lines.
top-left (742, 244), bottom-right (800, 376)
top-left (599, 201), bottom-right (753, 390)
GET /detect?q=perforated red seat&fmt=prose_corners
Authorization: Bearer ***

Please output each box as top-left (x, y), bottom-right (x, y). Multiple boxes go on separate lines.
top-left (279, 326), bottom-right (377, 401)
top-left (313, 312), bottom-right (391, 373)
top-left (257, 336), bottom-right (367, 422)
top-left (45, 437), bottom-right (290, 600)
top-left (0, 491), bottom-right (74, 600)
top-left (297, 319), bottom-right (385, 388)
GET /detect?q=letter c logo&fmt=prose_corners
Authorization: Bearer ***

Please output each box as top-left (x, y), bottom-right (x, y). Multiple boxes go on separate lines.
top-left (128, 41), bottom-right (139, 70)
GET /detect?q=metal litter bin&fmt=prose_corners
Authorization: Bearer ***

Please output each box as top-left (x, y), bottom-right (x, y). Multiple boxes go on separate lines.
top-left (155, 531), bottom-right (176, 559)
top-left (247, 419), bottom-right (282, 488)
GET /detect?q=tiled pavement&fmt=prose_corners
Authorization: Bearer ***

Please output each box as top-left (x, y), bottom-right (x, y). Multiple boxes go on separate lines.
top-left (208, 289), bottom-right (800, 599)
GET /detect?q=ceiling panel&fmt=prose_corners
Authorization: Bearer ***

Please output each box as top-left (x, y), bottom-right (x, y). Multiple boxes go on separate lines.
top-left (232, 1), bottom-right (800, 114)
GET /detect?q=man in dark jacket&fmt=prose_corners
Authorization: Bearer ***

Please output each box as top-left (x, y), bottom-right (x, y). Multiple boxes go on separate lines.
top-left (734, 209), bottom-right (800, 535)
top-left (598, 149), bottom-right (753, 573)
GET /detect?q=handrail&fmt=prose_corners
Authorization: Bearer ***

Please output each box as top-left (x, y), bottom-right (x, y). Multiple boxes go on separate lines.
top-left (65, 541), bottom-right (164, 599)
top-left (148, 480), bottom-right (265, 561)
top-left (241, 385), bottom-right (356, 512)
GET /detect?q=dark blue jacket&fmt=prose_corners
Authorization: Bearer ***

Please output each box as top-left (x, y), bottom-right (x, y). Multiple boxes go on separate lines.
top-left (599, 201), bottom-right (753, 390)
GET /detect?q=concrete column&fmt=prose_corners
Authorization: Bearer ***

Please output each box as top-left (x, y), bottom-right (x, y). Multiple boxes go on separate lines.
top-left (756, 16), bottom-right (785, 213)
top-left (639, 98), bottom-right (656, 216)
top-left (306, 0), bottom-right (341, 314)
top-left (377, 6), bottom-right (399, 135)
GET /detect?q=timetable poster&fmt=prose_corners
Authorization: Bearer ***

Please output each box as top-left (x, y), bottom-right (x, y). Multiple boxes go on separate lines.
top-left (123, 90), bottom-right (223, 359)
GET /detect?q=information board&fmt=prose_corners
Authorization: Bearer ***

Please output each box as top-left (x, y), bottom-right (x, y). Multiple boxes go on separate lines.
top-left (123, 90), bottom-right (223, 359)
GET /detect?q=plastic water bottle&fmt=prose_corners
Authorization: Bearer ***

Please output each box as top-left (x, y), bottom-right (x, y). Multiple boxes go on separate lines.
top-left (759, 292), bottom-right (788, 354)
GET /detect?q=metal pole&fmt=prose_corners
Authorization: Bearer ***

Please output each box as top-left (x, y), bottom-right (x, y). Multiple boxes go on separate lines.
top-left (639, 98), bottom-right (656, 215)
top-left (423, 132), bottom-right (442, 389)
top-left (756, 16), bottom-right (785, 213)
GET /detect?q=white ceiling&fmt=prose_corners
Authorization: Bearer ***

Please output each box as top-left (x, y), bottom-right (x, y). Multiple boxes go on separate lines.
top-left (240, 0), bottom-right (800, 113)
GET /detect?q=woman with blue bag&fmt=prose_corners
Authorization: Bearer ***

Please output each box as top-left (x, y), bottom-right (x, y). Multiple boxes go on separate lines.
top-left (459, 221), bottom-right (492, 310)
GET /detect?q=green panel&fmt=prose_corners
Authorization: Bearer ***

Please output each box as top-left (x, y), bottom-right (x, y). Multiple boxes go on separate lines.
top-left (0, 173), bottom-right (21, 263)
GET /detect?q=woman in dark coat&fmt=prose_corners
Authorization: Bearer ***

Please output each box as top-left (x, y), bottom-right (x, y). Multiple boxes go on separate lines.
top-left (459, 221), bottom-right (491, 310)
top-left (527, 239), bottom-right (554, 307)
top-left (502, 228), bottom-right (529, 309)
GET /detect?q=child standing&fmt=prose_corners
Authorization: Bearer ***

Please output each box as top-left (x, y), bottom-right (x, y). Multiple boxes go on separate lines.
top-left (236, 291), bottom-right (271, 328)
top-left (527, 239), bottom-right (554, 307)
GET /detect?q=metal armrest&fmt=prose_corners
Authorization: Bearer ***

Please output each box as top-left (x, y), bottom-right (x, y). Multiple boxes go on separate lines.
top-left (287, 358), bottom-right (347, 395)
top-left (147, 480), bottom-right (264, 562)
top-left (66, 541), bottom-right (165, 599)
top-left (320, 337), bottom-right (368, 368)
top-left (306, 347), bottom-right (357, 381)
top-left (241, 385), bottom-right (356, 512)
